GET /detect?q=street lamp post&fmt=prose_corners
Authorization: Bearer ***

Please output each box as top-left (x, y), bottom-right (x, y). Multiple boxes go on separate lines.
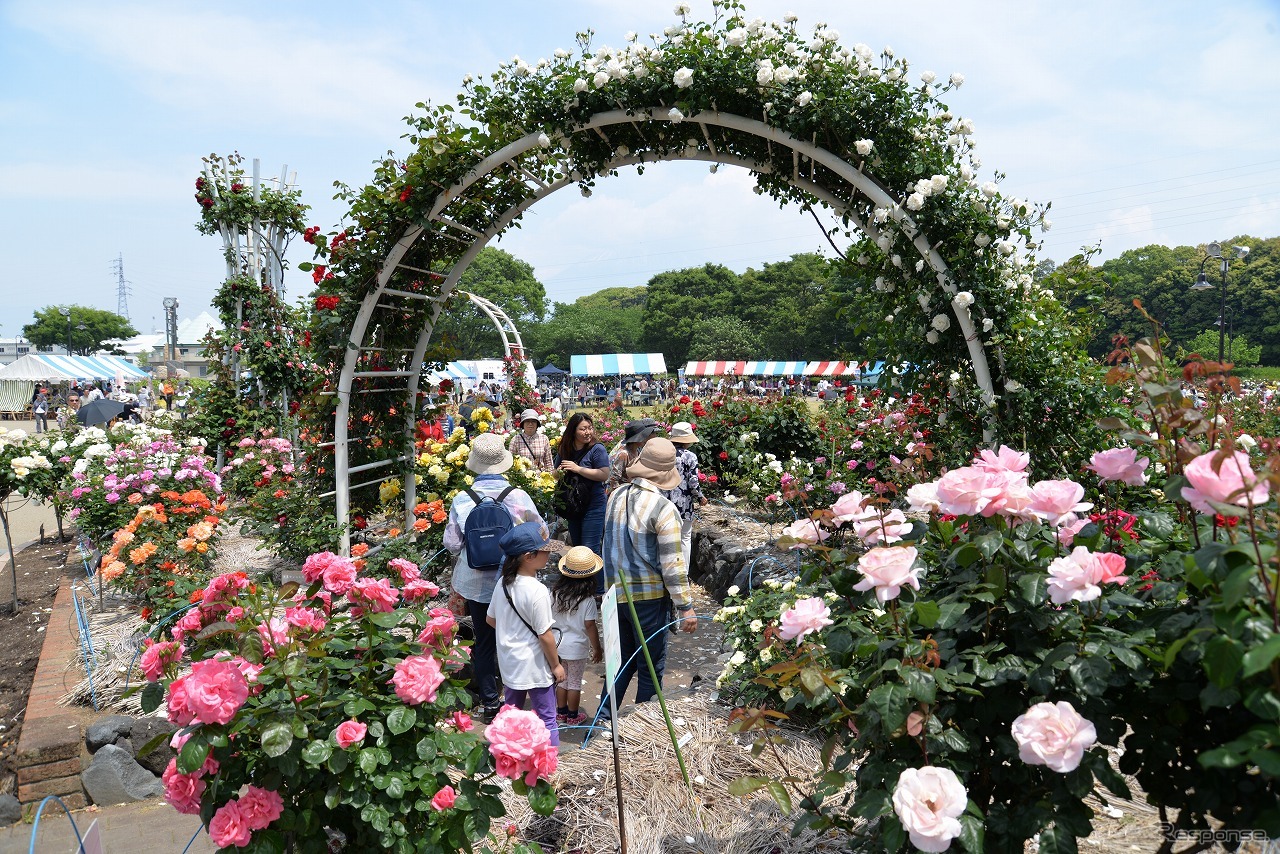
top-left (1190, 241), bottom-right (1250, 365)
top-left (58, 307), bottom-right (71, 356)
top-left (75, 323), bottom-right (88, 356)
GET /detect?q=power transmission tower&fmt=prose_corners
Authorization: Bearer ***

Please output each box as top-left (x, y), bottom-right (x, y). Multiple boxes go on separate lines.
top-left (111, 254), bottom-right (132, 320)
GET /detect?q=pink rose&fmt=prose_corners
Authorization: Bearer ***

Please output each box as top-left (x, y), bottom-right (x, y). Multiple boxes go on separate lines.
top-left (905, 482), bottom-right (941, 514)
top-left (829, 490), bottom-right (868, 524)
top-left (487, 707), bottom-right (556, 786)
top-left (183, 658), bottom-right (250, 725)
top-left (139, 639), bottom-right (183, 682)
top-left (208, 800), bottom-right (252, 848)
top-left (1011, 701), bottom-right (1097, 773)
top-left (348, 577), bottom-right (399, 613)
top-left (166, 676), bottom-right (195, 725)
top-left (417, 608), bottom-right (457, 647)
top-left (853, 546), bottom-right (921, 603)
top-left (431, 785), bottom-right (457, 811)
top-left (1181, 449), bottom-right (1270, 514)
top-left (779, 518), bottom-right (830, 550)
top-left (237, 786), bottom-right (284, 831)
top-left (852, 508), bottom-right (911, 545)
top-left (1056, 514), bottom-right (1090, 547)
top-left (256, 617), bottom-right (291, 657)
top-left (1045, 547), bottom-right (1126, 605)
top-left (333, 719), bottom-right (367, 749)
top-left (1028, 479), bottom-right (1092, 526)
top-left (448, 711), bottom-right (474, 732)
top-left (934, 466), bottom-right (1005, 517)
top-left (778, 597), bottom-right (834, 642)
top-left (388, 557), bottom-right (421, 582)
top-left (284, 606), bottom-right (327, 633)
top-left (392, 655), bottom-right (445, 705)
top-left (402, 578), bottom-right (441, 602)
top-left (891, 766), bottom-right (967, 852)
top-left (1088, 447), bottom-right (1149, 486)
top-left (161, 758), bottom-right (205, 815)
top-left (301, 551), bottom-right (343, 584)
top-left (973, 445), bottom-right (1030, 474)
top-left (322, 560), bottom-right (358, 596)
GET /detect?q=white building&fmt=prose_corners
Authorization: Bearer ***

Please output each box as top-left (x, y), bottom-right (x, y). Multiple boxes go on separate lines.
top-left (109, 311), bottom-right (220, 377)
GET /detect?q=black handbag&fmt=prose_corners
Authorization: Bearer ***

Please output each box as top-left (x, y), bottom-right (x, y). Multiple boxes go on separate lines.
top-left (554, 471), bottom-right (593, 519)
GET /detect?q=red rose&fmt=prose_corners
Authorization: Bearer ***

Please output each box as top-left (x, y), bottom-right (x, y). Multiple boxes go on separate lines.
top-left (231, 182), bottom-right (245, 194)
top-left (718, 451), bottom-right (728, 461)
top-left (302, 331), bottom-right (312, 347)
top-left (226, 418), bottom-right (237, 427)
top-left (353, 515), bottom-right (367, 531)
top-left (311, 265), bottom-right (328, 285)
top-left (399, 185), bottom-right (413, 203)
top-left (315, 295), bottom-right (340, 311)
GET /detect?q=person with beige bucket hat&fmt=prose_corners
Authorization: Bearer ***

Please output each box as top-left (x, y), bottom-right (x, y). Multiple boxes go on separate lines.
top-left (595, 437), bottom-right (697, 723)
top-left (661, 421), bottom-right (709, 570)
top-left (508, 408), bottom-right (554, 472)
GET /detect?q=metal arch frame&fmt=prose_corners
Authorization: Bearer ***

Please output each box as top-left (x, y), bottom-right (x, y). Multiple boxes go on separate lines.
top-left (457, 291), bottom-right (526, 359)
top-left (334, 108), bottom-right (999, 552)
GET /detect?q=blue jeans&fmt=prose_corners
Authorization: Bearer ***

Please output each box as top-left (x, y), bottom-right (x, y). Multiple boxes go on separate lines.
top-left (566, 500), bottom-right (606, 594)
top-left (466, 599), bottom-right (500, 709)
top-left (597, 597), bottom-right (670, 718)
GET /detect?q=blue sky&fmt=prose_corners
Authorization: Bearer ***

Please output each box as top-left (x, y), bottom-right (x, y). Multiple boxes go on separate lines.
top-left (1, 0), bottom-right (1277, 336)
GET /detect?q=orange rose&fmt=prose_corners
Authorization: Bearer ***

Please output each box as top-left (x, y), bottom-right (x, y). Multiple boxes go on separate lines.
top-left (177, 538), bottom-right (196, 553)
top-left (101, 560), bottom-right (126, 581)
top-left (126, 493), bottom-right (144, 504)
top-left (388, 528), bottom-right (402, 538)
top-left (351, 543), bottom-right (370, 557)
top-left (413, 518), bottom-right (430, 532)
top-left (195, 542), bottom-right (208, 554)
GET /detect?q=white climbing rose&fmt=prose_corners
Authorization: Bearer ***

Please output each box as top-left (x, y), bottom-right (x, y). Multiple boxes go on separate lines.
top-left (668, 107), bottom-right (685, 123)
top-left (673, 67), bottom-right (694, 88)
top-left (980, 181), bottom-right (999, 198)
top-left (537, 132), bottom-right (550, 148)
top-left (726, 27), bottom-right (748, 46)
top-left (932, 314), bottom-right (951, 332)
top-left (573, 78), bottom-right (587, 93)
top-left (952, 291), bottom-right (975, 309)
top-left (593, 71), bottom-right (609, 89)
top-left (796, 90), bottom-right (813, 106)
top-left (855, 139), bottom-right (874, 156)
top-left (906, 192), bottom-right (925, 211)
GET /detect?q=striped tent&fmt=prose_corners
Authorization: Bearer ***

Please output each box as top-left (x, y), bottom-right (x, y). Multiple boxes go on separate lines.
top-left (741, 360), bottom-right (807, 376)
top-left (803, 361), bottom-right (864, 377)
top-left (682, 361), bottom-right (746, 376)
top-left (426, 362), bottom-right (475, 384)
top-left (0, 353), bottom-right (148, 382)
top-left (570, 353), bottom-right (667, 377)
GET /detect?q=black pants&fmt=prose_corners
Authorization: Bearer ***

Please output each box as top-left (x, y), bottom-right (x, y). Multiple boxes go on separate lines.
top-left (466, 598), bottom-right (500, 709)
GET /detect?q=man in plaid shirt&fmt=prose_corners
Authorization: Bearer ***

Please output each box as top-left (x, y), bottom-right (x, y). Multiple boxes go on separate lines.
top-left (597, 438), bottom-right (699, 720)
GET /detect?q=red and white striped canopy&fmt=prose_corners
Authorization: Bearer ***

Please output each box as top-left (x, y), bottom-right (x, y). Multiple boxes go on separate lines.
top-left (683, 361), bottom-right (747, 376)
top-left (803, 361), bottom-right (864, 377)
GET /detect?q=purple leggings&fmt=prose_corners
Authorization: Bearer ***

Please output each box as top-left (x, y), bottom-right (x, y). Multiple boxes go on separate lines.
top-left (503, 684), bottom-right (560, 747)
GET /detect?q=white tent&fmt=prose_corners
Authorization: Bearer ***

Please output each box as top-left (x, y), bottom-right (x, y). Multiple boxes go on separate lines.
top-left (0, 354), bottom-right (147, 413)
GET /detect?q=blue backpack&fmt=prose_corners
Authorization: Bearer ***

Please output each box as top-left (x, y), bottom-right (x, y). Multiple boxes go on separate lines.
top-left (463, 486), bottom-right (516, 571)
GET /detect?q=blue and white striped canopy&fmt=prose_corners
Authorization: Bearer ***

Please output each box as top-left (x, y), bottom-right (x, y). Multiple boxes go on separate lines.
top-left (570, 353), bottom-right (667, 377)
top-left (426, 361), bottom-right (475, 384)
top-left (741, 361), bottom-right (807, 376)
top-left (0, 353), bottom-right (148, 382)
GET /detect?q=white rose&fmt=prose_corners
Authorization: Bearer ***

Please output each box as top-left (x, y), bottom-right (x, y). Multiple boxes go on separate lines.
top-left (931, 314), bottom-right (951, 332)
top-left (930, 174), bottom-right (949, 194)
top-left (674, 2), bottom-right (691, 14)
top-left (729, 650), bottom-right (747, 667)
top-left (756, 65), bottom-right (775, 85)
top-left (920, 70), bottom-right (936, 84)
top-left (572, 77), bottom-right (587, 93)
top-left (774, 65), bottom-right (794, 84)
top-left (974, 233), bottom-right (991, 248)
top-left (980, 181), bottom-right (999, 198)
top-left (749, 619), bottom-right (763, 633)
top-left (1005, 379), bottom-right (1024, 392)
top-left (855, 138), bottom-right (874, 156)
top-left (726, 585), bottom-right (740, 597)
top-left (1239, 433), bottom-right (1258, 450)
top-left (796, 90), bottom-right (812, 107)
top-left (906, 192), bottom-right (925, 211)
top-left (983, 318), bottom-right (995, 332)
top-left (949, 371), bottom-right (962, 384)
top-left (726, 27), bottom-right (747, 46)
top-left (783, 12), bottom-right (798, 23)
top-left (893, 767), bottom-right (967, 852)
top-left (926, 331), bottom-right (939, 344)
top-left (673, 66), bottom-right (694, 88)
top-left (1041, 217), bottom-right (1053, 232)
top-left (950, 72), bottom-right (965, 87)
top-left (537, 132), bottom-right (550, 148)
top-left (668, 107), bottom-right (685, 123)
top-left (593, 70), bottom-right (609, 88)
top-left (952, 291), bottom-right (974, 309)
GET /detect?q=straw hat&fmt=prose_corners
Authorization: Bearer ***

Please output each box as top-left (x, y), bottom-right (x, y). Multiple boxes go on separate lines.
top-left (625, 437), bottom-right (681, 489)
top-left (558, 545), bottom-right (603, 578)
top-left (668, 421), bottom-right (699, 444)
top-left (466, 432), bottom-right (514, 474)
top-left (518, 408), bottom-right (543, 426)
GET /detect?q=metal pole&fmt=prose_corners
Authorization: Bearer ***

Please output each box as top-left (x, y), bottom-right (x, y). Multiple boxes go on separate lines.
top-left (1217, 258), bottom-right (1228, 365)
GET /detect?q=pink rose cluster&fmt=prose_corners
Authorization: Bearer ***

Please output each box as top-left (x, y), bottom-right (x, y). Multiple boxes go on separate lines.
top-left (208, 785), bottom-right (285, 848)
top-left (778, 597), bottom-right (834, 642)
top-left (301, 551), bottom-right (359, 595)
top-left (1045, 547), bottom-right (1128, 605)
top-left (830, 490), bottom-right (911, 545)
top-left (486, 707), bottom-right (558, 786)
top-left (167, 658), bottom-right (249, 726)
top-left (391, 654), bottom-right (446, 705)
top-left (1011, 701), bottom-right (1097, 773)
top-left (418, 607), bottom-right (457, 648)
top-left (892, 766), bottom-right (967, 852)
top-left (139, 638), bottom-right (184, 682)
top-left (779, 518), bottom-right (830, 549)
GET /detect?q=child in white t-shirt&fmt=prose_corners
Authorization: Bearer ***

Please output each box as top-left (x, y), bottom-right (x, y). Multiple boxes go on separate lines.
top-left (487, 522), bottom-right (566, 745)
top-left (551, 547), bottom-right (604, 726)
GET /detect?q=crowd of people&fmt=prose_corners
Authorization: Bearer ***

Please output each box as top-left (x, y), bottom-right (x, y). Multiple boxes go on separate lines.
top-left (442, 409), bottom-right (708, 744)
top-left (26, 378), bottom-right (193, 432)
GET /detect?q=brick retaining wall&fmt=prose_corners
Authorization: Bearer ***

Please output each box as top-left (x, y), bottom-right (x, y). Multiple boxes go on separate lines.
top-left (15, 580), bottom-right (89, 808)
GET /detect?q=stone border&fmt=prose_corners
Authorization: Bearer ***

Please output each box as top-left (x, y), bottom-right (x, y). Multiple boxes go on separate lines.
top-left (5, 536), bottom-right (90, 808)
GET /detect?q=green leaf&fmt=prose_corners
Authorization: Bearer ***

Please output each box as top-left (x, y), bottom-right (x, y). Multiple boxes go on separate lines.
top-left (302, 740), bottom-right (333, 766)
top-left (139, 681), bottom-right (164, 715)
top-left (527, 780), bottom-right (558, 816)
top-left (1068, 656), bottom-right (1112, 696)
top-left (728, 776), bottom-right (770, 797)
top-left (387, 706), bottom-right (417, 735)
top-left (958, 811), bottom-right (985, 853)
top-left (867, 682), bottom-right (909, 734)
top-left (1038, 822), bottom-right (1079, 854)
top-left (177, 735), bottom-right (209, 774)
top-left (368, 612), bottom-right (404, 629)
top-left (913, 600), bottom-right (940, 629)
top-left (358, 749), bottom-right (381, 774)
top-left (261, 722), bottom-right (293, 758)
top-left (1202, 636), bottom-right (1245, 688)
top-left (765, 781), bottom-right (792, 814)
top-left (954, 544), bottom-right (983, 568)
top-left (1243, 634), bottom-right (1280, 678)
top-left (387, 776), bottom-right (405, 799)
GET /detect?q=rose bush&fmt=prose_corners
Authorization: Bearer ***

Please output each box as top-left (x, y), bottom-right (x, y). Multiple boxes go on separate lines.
top-left (140, 551), bottom-right (555, 852)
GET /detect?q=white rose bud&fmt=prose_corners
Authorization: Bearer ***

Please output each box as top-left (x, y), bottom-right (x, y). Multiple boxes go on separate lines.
top-left (537, 132), bottom-right (550, 148)
top-left (673, 66), bottom-right (694, 88)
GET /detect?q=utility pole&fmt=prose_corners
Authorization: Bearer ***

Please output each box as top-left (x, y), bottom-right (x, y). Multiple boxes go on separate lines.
top-left (111, 254), bottom-right (131, 320)
top-left (162, 298), bottom-right (179, 372)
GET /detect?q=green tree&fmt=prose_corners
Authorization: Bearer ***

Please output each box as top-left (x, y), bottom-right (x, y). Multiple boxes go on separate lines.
top-left (526, 286), bottom-right (646, 365)
top-left (23, 306), bottom-right (137, 355)
top-left (640, 263), bottom-right (738, 366)
top-left (436, 247), bottom-right (546, 358)
top-left (737, 253), bottom-right (845, 358)
top-left (688, 315), bottom-right (763, 360)
top-left (1179, 328), bottom-right (1262, 367)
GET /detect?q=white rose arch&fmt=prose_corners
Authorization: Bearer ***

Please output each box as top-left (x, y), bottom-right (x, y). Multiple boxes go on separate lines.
top-left (318, 8), bottom-right (1046, 551)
